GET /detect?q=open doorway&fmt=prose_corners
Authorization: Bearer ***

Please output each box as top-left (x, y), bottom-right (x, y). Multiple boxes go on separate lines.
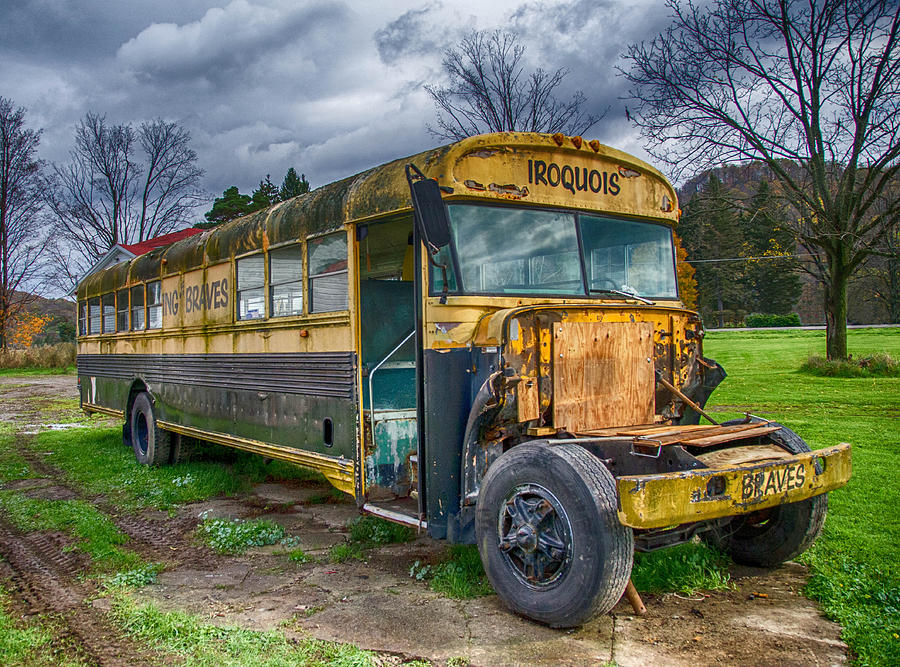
top-left (357, 217), bottom-right (420, 519)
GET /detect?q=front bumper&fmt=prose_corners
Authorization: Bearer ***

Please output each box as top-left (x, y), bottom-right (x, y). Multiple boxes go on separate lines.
top-left (615, 443), bottom-right (851, 529)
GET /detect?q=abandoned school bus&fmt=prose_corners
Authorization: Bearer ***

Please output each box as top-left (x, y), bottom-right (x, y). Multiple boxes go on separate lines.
top-left (76, 132), bottom-right (851, 627)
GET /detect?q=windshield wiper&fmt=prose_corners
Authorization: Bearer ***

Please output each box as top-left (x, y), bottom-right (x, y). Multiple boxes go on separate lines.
top-left (589, 288), bottom-right (656, 305)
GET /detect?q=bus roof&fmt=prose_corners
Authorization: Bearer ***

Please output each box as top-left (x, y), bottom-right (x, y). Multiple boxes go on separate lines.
top-left (77, 132), bottom-right (678, 298)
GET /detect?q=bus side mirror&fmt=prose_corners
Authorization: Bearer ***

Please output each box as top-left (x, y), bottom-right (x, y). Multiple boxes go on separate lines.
top-left (406, 164), bottom-right (451, 252)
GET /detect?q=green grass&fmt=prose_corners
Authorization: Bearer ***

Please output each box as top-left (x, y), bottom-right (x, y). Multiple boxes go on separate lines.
top-left (0, 366), bottom-right (75, 376)
top-left (31, 427), bottom-right (323, 511)
top-left (108, 592), bottom-right (376, 666)
top-left (632, 542), bottom-right (733, 595)
top-left (0, 492), bottom-right (143, 573)
top-left (198, 516), bottom-right (286, 555)
top-left (0, 432), bottom-right (31, 483)
top-left (415, 545), bottom-right (493, 599)
top-left (0, 585), bottom-right (71, 666)
top-left (329, 543), bottom-right (365, 563)
top-left (703, 326), bottom-right (900, 665)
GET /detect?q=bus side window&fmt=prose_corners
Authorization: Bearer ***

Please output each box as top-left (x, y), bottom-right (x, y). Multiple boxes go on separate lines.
top-left (237, 254), bottom-right (265, 320)
top-left (270, 245), bottom-right (303, 317)
top-left (147, 281), bottom-right (162, 329)
top-left (116, 289), bottom-right (129, 331)
top-left (78, 301), bottom-right (87, 336)
top-left (308, 233), bottom-right (348, 313)
top-left (88, 297), bottom-right (101, 335)
top-left (131, 285), bottom-right (146, 330)
top-left (102, 293), bottom-right (116, 334)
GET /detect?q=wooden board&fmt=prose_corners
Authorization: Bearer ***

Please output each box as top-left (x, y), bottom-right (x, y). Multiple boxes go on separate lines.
top-left (552, 321), bottom-right (655, 432)
top-left (517, 377), bottom-right (540, 422)
top-left (696, 444), bottom-right (792, 468)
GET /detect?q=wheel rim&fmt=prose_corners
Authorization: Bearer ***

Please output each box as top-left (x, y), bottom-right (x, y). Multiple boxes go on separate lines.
top-left (497, 483), bottom-right (573, 589)
top-left (135, 412), bottom-right (149, 456)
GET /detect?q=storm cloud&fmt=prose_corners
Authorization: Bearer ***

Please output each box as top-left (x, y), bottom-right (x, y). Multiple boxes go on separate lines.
top-left (0, 0), bottom-right (671, 208)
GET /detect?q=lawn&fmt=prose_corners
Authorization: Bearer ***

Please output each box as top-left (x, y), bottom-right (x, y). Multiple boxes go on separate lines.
top-left (703, 327), bottom-right (900, 665)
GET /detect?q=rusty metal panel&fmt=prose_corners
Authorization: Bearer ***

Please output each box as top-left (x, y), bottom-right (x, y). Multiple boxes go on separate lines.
top-left (615, 443), bottom-right (852, 529)
top-left (77, 352), bottom-right (355, 398)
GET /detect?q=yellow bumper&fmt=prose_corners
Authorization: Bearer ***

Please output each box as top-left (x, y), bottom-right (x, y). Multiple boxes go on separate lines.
top-left (616, 443), bottom-right (851, 529)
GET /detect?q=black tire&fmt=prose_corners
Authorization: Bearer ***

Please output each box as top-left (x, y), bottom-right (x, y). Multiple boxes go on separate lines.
top-left (703, 421), bottom-right (827, 567)
top-left (169, 433), bottom-right (197, 464)
top-left (129, 392), bottom-right (172, 466)
top-left (475, 442), bottom-right (633, 628)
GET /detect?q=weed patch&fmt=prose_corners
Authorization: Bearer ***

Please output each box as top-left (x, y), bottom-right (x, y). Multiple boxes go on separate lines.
top-left (631, 542), bottom-right (733, 595)
top-left (198, 516), bottom-right (285, 555)
top-left (412, 545), bottom-right (493, 599)
top-left (347, 515), bottom-right (413, 546)
top-left (0, 491), bottom-right (142, 573)
top-left (109, 591), bottom-right (376, 666)
top-left (288, 548), bottom-right (312, 564)
top-left (101, 562), bottom-right (164, 591)
top-left (800, 353), bottom-right (899, 378)
top-left (329, 543), bottom-right (365, 563)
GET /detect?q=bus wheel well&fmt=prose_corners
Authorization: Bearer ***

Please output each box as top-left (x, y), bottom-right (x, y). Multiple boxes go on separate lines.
top-left (123, 381), bottom-right (149, 447)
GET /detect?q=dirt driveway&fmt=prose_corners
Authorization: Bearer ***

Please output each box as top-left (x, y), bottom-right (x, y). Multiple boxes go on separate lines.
top-left (0, 375), bottom-right (848, 665)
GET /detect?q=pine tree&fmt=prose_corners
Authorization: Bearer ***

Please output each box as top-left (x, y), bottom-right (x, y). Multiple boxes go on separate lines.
top-left (741, 180), bottom-right (801, 315)
top-left (678, 174), bottom-right (745, 327)
top-left (279, 168), bottom-right (309, 201)
top-left (201, 186), bottom-right (252, 227)
top-left (250, 175), bottom-right (279, 211)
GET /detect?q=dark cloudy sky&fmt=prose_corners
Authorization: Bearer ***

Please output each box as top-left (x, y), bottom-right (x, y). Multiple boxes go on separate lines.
top-left (1, 0), bottom-right (673, 206)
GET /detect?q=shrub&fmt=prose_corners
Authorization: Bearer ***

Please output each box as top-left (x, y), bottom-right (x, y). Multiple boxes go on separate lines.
top-left (801, 353), bottom-right (900, 378)
top-left (0, 343), bottom-right (76, 369)
top-left (744, 313), bottom-right (801, 328)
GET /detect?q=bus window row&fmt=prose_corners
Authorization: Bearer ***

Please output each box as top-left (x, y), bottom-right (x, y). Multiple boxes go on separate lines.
top-left (77, 232), bottom-right (349, 336)
top-left (236, 233), bottom-right (348, 321)
top-left (78, 282), bottom-right (162, 336)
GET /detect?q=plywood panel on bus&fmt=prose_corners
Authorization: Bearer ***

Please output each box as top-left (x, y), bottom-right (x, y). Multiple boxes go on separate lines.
top-left (552, 321), bottom-right (654, 432)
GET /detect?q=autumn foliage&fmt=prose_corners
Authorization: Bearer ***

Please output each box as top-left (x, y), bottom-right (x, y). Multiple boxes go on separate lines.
top-left (674, 233), bottom-right (698, 310)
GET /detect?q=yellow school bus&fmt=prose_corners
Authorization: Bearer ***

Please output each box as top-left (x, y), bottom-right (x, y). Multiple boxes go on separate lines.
top-left (76, 132), bottom-right (850, 627)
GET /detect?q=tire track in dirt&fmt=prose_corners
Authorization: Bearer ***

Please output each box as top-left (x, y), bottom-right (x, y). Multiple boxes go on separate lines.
top-left (0, 519), bottom-right (162, 666)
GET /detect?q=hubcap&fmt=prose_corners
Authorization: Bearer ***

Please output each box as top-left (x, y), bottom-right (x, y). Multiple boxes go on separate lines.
top-left (497, 484), bottom-right (573, 588)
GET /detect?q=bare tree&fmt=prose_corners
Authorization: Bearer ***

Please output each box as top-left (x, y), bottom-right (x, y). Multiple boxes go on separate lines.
top-left (48, 113), bottom-right (205, 290)
top-left (622, 0), bottom-right (900, 360)
top-left (426, 30), bottom-right (603, 141)
top-left (0, 97), bottom-right (48, 350)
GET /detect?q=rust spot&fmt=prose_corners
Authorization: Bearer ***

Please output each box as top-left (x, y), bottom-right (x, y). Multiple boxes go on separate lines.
top-left (488, 183), bottom-right (529, 198)
top-left (468, 149), bottom-right (499, 158)
top-left (464, 179), bottom-right (486, 190)
top-left (618, 166), bottom-right (641, 178)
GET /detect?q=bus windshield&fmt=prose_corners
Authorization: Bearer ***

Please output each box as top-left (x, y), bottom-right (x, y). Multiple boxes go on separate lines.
top-left (433, 204), bottom-right (678, 299)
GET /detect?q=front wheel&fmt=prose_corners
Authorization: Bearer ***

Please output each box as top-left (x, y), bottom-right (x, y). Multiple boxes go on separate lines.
top-left (475, 442), bottom-right (633, 627)
top-left (703, 422), bottom-right (827, 566)
top-left (129, 392), bottom-right (172, 466)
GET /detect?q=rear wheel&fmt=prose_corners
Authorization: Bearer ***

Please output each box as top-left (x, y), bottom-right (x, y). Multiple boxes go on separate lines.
top-left (703, 422), bottom-right (827, 566)
top-left (129, 392), bottom-right (172, 466)
top-left (475, 442), bottom-right (632, 627)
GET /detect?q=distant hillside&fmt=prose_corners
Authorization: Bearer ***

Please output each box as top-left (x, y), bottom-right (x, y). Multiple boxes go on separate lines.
top-left (678, 161), bottom-right (779, 204)
top-left (12, 292), bottom-right (76, 345)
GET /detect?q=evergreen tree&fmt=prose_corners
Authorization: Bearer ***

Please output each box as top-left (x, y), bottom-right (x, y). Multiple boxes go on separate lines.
top-left (250, 175), bottom-right (279, 211)
top-left (279, 168), bottom-right (309, 201)
top-left (740, 180), bottom-right (802, 315)
top-left (202, 186), bottom-right (252, 227)
top-left (677, 174), bottom-right (745, 327)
